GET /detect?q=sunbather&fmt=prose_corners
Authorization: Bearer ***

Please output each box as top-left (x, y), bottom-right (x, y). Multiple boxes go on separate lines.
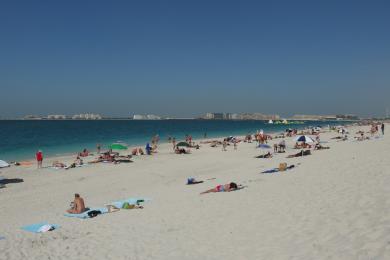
top-left (255, 152), bottom-right (272, 158)
top-left (52, 161), bottom-right (67, 168)
top-left (66, 193), bottom-right (86, 214)
top-left (200, 182), bottom-right (239, 194)
top-left (113, 157), bottom-right (133, 163)
top-left (74, 156), bottom-right (83, 165)
top-left (287, 150), bottom-right (311, 158)
top-left (314, 144), bottom-right (330, 150)
top-left (294, 142), bottom-right (303, 149)
top-left (121, 202), bottom-right (144, 209)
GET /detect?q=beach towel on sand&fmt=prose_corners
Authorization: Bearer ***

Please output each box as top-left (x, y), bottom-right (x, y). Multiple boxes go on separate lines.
top-left (261, 165), bottom-right (295, 174)
top-left (64, 207), bottom-right (109, 219)
top-left (110, 198), bottom-right (150, 209)
top-left (21, 222), bottom-right (60, 233)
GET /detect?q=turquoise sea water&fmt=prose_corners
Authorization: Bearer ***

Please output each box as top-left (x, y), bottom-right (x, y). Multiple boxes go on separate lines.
top-left (0, 120), bottom-right (347, 161)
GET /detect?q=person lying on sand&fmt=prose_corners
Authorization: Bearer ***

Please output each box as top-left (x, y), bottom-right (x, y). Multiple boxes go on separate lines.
top-left (200, 182), bottom-right (240, 194)
top-left (255, 152), bottom-right (272, 158)
top-left (121, 202), bottom-right (144, 209)
top-left (132, 148), bottom-right (144, 155)
top-left (287, 150), bottom-right (311, 158)
top-left (52, 161), bottom-right (67, 168)
top-left (66, 193), bottom-right (86, 214)
top-left (113, 156), bottom-right (133, 163)
top-left (88, 153), bottom-right (114, 164)
top-left (175, 147), bottom-right (190, 154)
top-left (200, 140), bottom-right (219, 144)
top-left (314, 144), bottom-right (330, 150)
top-left (294, 142), bottom-right (303, 149)
top-left (73, 156), bottom-right (83, 166)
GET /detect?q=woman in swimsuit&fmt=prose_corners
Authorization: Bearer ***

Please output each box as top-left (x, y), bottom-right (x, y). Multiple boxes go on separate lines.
top-left (200, 182), bottom-right (238, 194)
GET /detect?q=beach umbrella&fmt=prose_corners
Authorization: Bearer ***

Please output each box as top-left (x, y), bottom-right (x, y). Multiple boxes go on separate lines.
top-left (295, 135), bottom-right (315, 143)
top-left (110, 143), bottom-right (128, 150)
top-left (0, 160), bottom-right (10, 168)
top-left (176, 142), bottom-right (190, 147)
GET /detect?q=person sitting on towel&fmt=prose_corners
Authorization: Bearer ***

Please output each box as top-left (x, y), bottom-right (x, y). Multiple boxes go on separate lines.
top-left (67, 193), bottom-right (86, 214)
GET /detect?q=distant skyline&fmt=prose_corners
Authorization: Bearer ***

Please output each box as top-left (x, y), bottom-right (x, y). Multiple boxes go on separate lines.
top-left (1, 1), bottom-right (389, 118)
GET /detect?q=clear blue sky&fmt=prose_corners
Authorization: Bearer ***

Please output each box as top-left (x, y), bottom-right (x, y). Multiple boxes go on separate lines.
top-left (1, 0), bottom-right (389, 118)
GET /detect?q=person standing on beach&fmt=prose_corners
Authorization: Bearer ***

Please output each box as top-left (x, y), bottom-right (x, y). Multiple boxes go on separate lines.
top-left (381, 123), bottom-right (385, 135)
top-left (233, 139), bottom-right (237, 150)
top-left (36, 150), bottom-right (43, 169)
top-left (172, 137), bottom-right (176, 151)
top-left (96, 143), bottom-right (101, 154)
top-left (222, 140), bottom-right (227, 151)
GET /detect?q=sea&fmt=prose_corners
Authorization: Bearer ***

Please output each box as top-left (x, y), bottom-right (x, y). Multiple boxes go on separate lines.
top-left (0, 120), bottom-right (348, 161)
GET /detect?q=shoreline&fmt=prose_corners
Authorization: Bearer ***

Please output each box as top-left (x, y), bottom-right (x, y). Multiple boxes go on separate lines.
top-left (2, 122), bottom-right (354, 165)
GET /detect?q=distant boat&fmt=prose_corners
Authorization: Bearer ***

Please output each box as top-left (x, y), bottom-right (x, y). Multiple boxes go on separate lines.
top-left (268, 119), bottom-right (273, 124)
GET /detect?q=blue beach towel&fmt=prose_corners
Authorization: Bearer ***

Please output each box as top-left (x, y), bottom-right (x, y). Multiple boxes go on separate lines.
top-left (64, 207), bottom-right (109, 219)
top-left (261, 168), bottom-right (279, 174)
top-left (110, 198), bottom-right (150, 209)
top-left (261, 165), bottom-right (296, 174)
top-left (21, 222), bottom-right (60, 233)
top-left (0, 236), bottom-right (5, 240)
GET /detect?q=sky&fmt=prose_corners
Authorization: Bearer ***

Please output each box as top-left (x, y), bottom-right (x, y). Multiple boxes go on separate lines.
top-left (0, 0), bottom-right (389, 118)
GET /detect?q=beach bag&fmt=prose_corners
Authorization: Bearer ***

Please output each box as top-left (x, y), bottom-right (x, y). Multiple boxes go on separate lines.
top-left (122, 202), bottom-right (135, 209)
top-left (88, 210), bottom-right (102, 218)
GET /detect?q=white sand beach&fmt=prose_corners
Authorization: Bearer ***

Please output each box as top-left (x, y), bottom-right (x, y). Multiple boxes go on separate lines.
top-left (0, 124), bottom-right (389, 260)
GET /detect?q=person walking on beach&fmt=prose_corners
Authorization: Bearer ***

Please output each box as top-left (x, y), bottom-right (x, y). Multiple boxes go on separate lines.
top-left (233, 139), bottom-right (237, 150)
top-left (381, 123), bottom-right (385, 135)
top-left (36, 150), bottom-right (43, 169)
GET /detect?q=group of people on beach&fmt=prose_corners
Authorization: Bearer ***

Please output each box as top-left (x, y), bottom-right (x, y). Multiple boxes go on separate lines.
top-left (31, 122), bottom-right (386, 171)
top-left (5, 121), bottom-right (380, 224)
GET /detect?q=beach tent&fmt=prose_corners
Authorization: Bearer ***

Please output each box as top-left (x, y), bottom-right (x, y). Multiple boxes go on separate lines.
top-left (110, 143), bottom-right (128, 150)
top-left (176, 142), bottom-right (190, 147)
top-left (0, 160), bottom-right (10, 168)
top-left (295, 135), bottom-right (315, 143)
